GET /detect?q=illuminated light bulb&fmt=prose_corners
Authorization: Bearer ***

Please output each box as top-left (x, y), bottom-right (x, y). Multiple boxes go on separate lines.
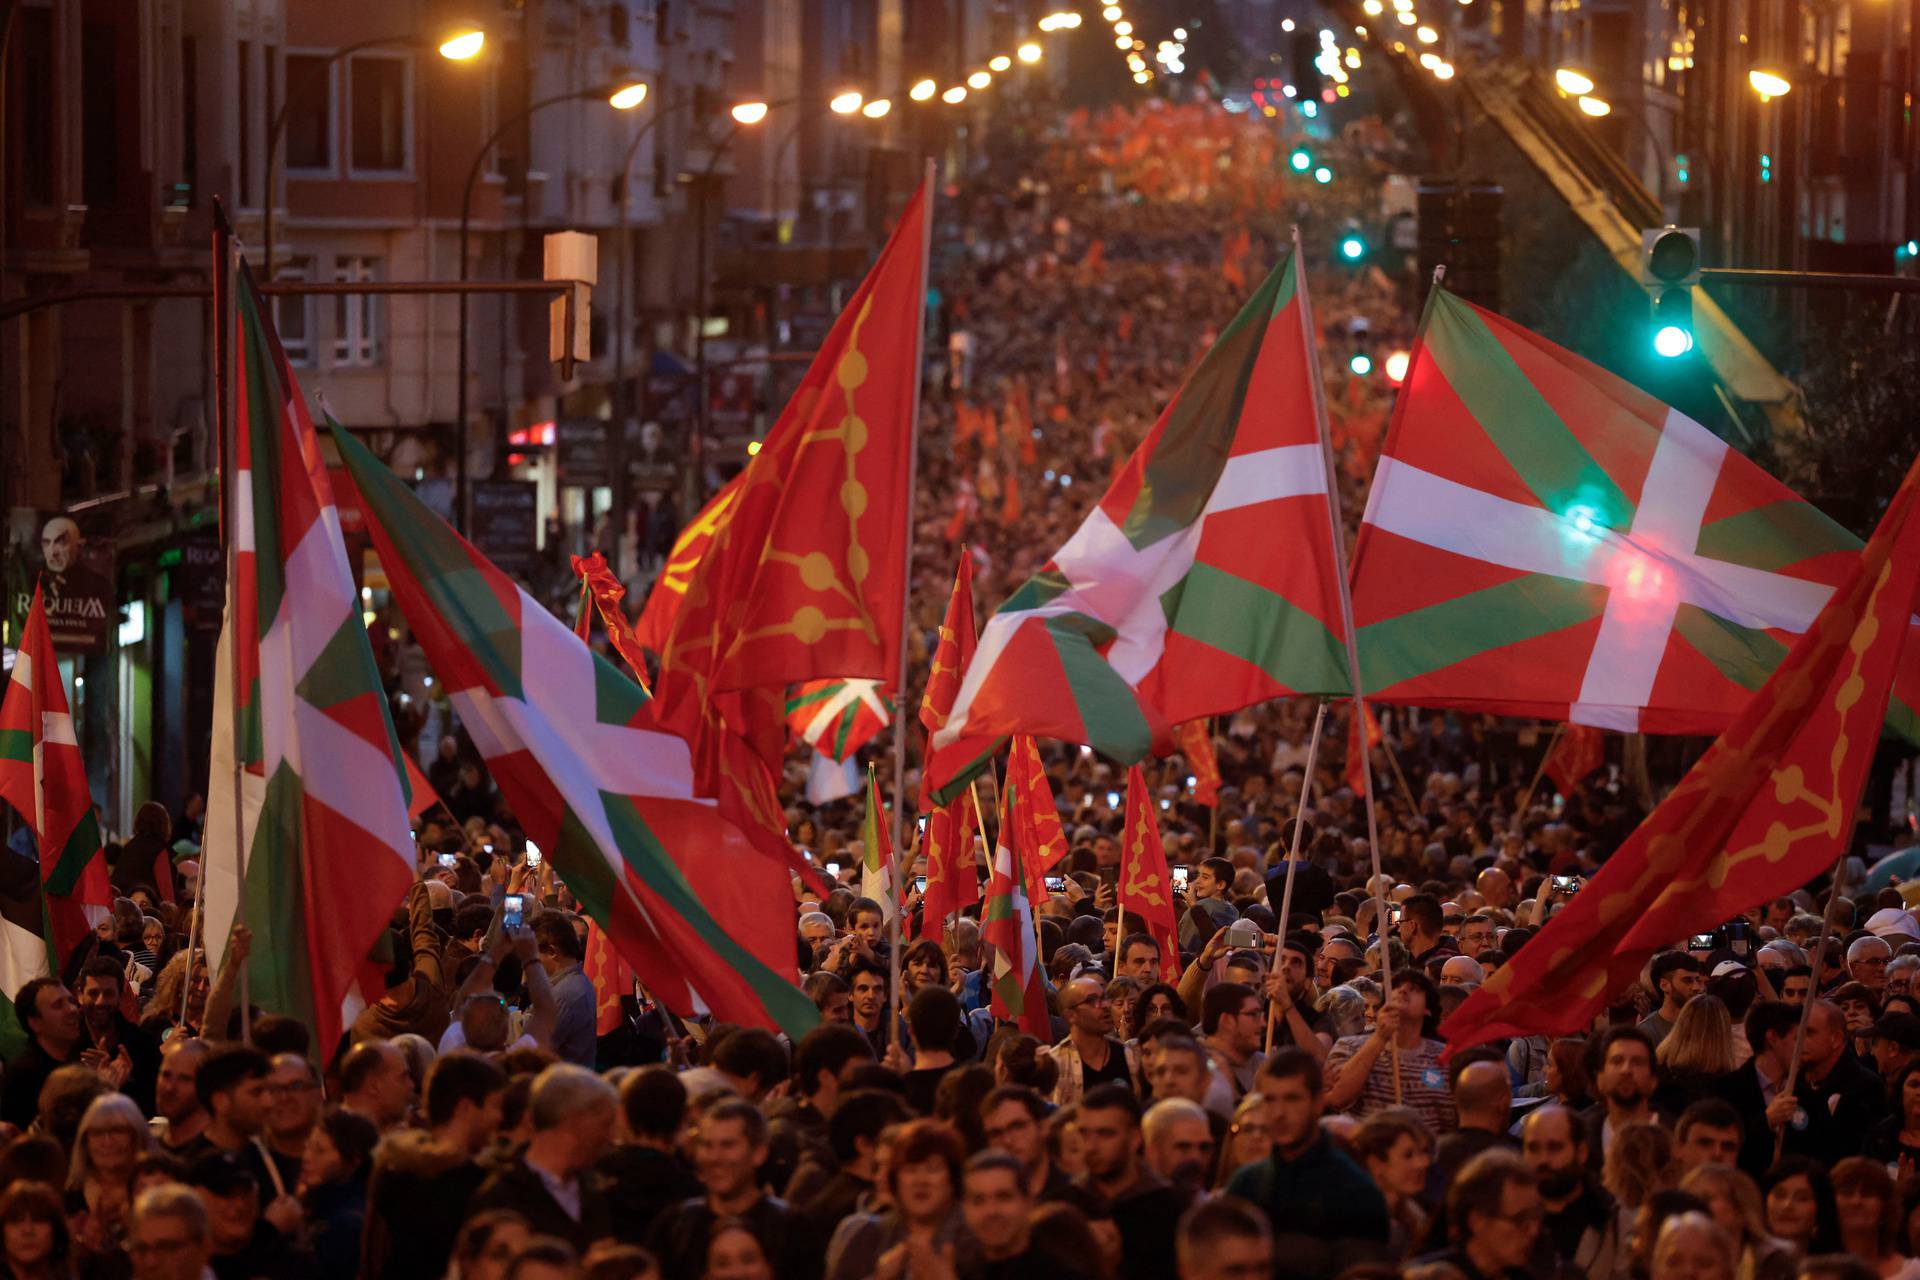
top-left (829, 90), bottom-right (864, 114)
top-left (1748, 67), bottom-right (1792, 99)
top-left (1385, 349), bottom-right (1411, 383)
top-left (608, 81), bottom-right (648, 109)
top-left (942, 85), bottom-right (968, 103)
top-left (438, 29), bottom-right (486, 61)
top-left (910, 78), bottom-right (937, 101)
top-left (1017, 42), bottom-right (1042, 63)
top-left (1419, 51), bottom-right (1439, 67)
top-left (861, 97), bottom-right (891, 118)
top-left (1417, 24), bottom-right (1438, 41)
top-left (1555, 67), bottom-right (1596, 95)
top-left (1115, 19), bottom-right (1134, 34)
top-left (730, 100), bottom-right (770, 124)
top-left (1577, 94), bottom-right (1612, 116)
top-left (990, 54), bottom-right (1011, 71)
top-left (1433, 61), bottom-right (1455, 78)
top-left (968, 70), bottom-right (992, 88)
top-left (1103, 5), bottom-right (1123, 19)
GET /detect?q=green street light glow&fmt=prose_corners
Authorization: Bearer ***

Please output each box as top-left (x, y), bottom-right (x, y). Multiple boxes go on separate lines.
top-left (1654, 325), bottom-right (1694, 358)
top-left (1290, 148), bottom-right (1313, 172)
top-left (1313, 165), bottom-right (1334, 184)
top-left (1349, 352), bottom-right (1373, 375)
top-left (1340, 236), bottom-right (1365, 259)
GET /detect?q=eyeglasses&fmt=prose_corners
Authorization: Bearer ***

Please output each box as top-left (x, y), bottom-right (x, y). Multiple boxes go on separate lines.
top-left (1067, 994), bottom-right (1110, 1011)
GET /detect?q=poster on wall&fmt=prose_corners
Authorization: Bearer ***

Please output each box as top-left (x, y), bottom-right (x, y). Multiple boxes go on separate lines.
top-left (6, 509), bottom-right (115, 653)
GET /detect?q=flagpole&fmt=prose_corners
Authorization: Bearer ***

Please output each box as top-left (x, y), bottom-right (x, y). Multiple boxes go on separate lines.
top-left (1516, 722), bottom-right (1567, 820)
top-left (1379, 725), bottom-right (1421, 813)
top-left (1293, 226), bottom-right (1397, 1100)
top-left (1267, 699), bottom-right (1328, 1054)
top-left (213, 202), bottom-right (252, 1045)
top-left (887, 161), bottom-right (935, 1064)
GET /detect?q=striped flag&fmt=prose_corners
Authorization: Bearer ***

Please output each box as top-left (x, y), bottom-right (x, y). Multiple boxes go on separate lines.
top-left (0, 586), bottom-right (111, 1050)
top-left (786, 679), bottom-right (892, 762)
top-left (983, 781), bottom-right (1050, 1038)
top-left (327, 420), bottom-right (817, 1037)
top-left (201, 257), bottom-right (417, 1056)
top-left (861, 765), bottom-right (897, 919)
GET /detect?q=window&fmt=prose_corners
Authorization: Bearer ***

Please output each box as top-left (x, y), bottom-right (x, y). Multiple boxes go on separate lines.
top-left (275, 258), bottom-right (315, 365)
top-left (82, 19), bottom-right (122, 205)
top-left (349, 55), bottom-right (409, 173)
top-left (332, 256), bottom-right (382, 366)
top-left (283, 54), bottom-right (333, 171)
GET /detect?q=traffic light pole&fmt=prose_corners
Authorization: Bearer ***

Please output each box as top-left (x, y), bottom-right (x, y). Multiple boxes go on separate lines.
top-left (1699, 268), bottom-right (1920, 295)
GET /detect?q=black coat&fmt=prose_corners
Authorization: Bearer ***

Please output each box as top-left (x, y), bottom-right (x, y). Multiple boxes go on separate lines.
top-left (470, 1154), bottom-right (615, 1254)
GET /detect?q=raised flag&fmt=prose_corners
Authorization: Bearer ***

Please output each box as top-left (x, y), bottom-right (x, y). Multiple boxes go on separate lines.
top-left (328, 421), bottom-right (818, 1038)
top-left (1120, 765), bottom-right (1182, 980)
top-left (861, 765), bottom-right (898, 920)
top-left (917, 788), bottom-right (980, 940)
top-left (200, 257), bottom-right (417, 1056)
top-left (632, 477), bottom-right (740, 656)
top-left (1174, 720), bottom-right (1221, 807)
top-left (571, 552), bottom-right (651, 691)
top-left (584, 919), bottom-right (637, 1037)
top-left (1441, 450), bottom-right (1920, 1053)
top-left (983, 783), bottom-right (1051, 1038)
top-left (0, 586), bottom-right (110, 1046)
top-left (1006, 736), bottom-right (1070, 908)
top-left (1346, 701), bottom-right (1382, 797)
top-left (929, 253), bottom-right (1349, 800)
top-left (1544, 724), bottom-right (1606, 798)
top-left (1352, 286), bottom-right (1920, 740)
top-left (921, 554), bottom-right (987, 812)
top-left (786, 679), bottom-right (892, 762)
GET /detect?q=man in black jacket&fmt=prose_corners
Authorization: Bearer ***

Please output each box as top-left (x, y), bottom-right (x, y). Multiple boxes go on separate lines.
top-left (597, 1066), bottom-right (701, 1246)
top-left (75, 956), bottom-right (161, 1114)
top-left (650, 1097), bottom-right (821, 1280)
top-left (469, 1063), bottom-right (615, 1250)
top-left (0, 976), bottom-right (83, 1129)
top-left (1726, 998), bottom-right (1887, 1174)
top-left (363, 1051), bottom-right (507, 1280)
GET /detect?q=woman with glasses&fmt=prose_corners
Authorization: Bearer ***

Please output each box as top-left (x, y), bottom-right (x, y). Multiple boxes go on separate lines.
top-left (65, 1093), bottom-right (151, 1261)
top-left (1214, 1092), bottom-right (1270, 1187)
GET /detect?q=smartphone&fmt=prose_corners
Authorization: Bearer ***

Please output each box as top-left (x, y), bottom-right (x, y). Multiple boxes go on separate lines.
top-left (825, 861), bottom-right (842, 878)
top-left (1690, 932), bottom-right (1717, 950)
top-left (914, 875), bottom-right (928, 893)
top-left (482, 843), bottom-right (495, 854)
top-left (1725, 919), bottom-right (1752, 957)
top-left (1171, 865), bottom-right (1190, 889)
top-left (438, 853), bottom-right (458, 869)
top-left (503, 894), bottom-right (525, 929)
top-left (525, 843), bottom-right (543, 867)
top-left (1159, 799), bottom-right (1172, 811)
top-left (1552, 874), bottom-right (1581, 894)
top-left (1106, 791), bottom-right (1122, 808)
top-left (1044, 874), bottom-right (1068, 893)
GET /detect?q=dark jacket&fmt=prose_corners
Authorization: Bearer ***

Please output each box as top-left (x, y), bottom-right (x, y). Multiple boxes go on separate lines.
top-left (595, 1144), bottom-right (701, 1246)
top-left (1224, 1134), bottom-right (1393, 1280)
top-left (1, 1037), bottom-right (75, 1130)
top-left (361, 1130), bottom-right (491, 1280)
top-left (1724, 1050), bottom-right (1886, 1175)
top-left (649, 1194), bottom-right (821, 1280)
top-left (470, 1154), bottom-right (614, 1253)
top-left (303, 1174), bottom-right (366, 1278)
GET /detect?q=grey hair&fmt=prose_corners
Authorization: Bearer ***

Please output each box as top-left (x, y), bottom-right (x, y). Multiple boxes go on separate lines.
top-left (68, 1092), bottom-right (154, 1189)
top-left (528, 1063), bottom-right (617, 1130)
top-left (132, 1183), bottom-right (209, 1242)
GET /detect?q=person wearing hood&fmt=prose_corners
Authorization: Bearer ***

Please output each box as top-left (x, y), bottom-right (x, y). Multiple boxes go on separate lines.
top-left (360, 1050), bottom-right (507, 1279)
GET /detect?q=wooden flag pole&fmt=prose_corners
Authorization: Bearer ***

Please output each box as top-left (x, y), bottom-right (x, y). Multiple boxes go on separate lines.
top-left (1516, 722), bottom-right (1566, 820)
top-left (1776, 859), bottom-right (1851, 1158)
top-left (886, 161), bottom-right (937, 1064)
top-left (1294, 225), bottom-right (1398, 1100)
top-left (1267, 700), bottom-right (1329, 1053)
top-left (212, 202), bottom-right (252, 1046)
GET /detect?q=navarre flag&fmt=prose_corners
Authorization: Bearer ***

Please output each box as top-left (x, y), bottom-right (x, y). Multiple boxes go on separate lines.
top-left (786, 679), bottom-right (892, 762)
top-left (0, 586), bottom-right (110, 1046)
top-left (1544, 724), bottom-right (1606, 798)
top-left (328, 421), bottom-right (818, 1038)
top-left (1006, 736), bottom-right (1070, 908)
top-left (1352, 286), bottom-right (1920, 740)
top-left (1175, 720), bottom-right (1221, 806)
top-left (922, 554), bottom-right (988, 812)
top-left (984, 783), bottom-right (1051, 1038)
top-left (929, 253), bottom-right (1349, 801)
top-left (917, 787), bottom-right (980, 940)
top-left (1120, 765), bottom-right (1182, 980)
top-left (631, 477), bottom-right (740, 657)
top-left (1346, 701), bottom-right (1382, 796)
top-left (199, 258), bottom-right (417, 1056)
top-left (860, 765), bottom-right (898, 920)
top-left (584, 919), bottom-right (637, 1037)
top-left (1441, 449), bottom-right (1920, 1053)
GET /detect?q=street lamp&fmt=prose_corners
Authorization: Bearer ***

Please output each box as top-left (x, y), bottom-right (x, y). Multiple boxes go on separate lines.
top-left (1748, 67), bottom-right (1792, 100)
top-left (910, 79), bottom-right (939, 101)
top-left (1554, 67), bottom-right (1596, 96)
top-left (1577, 94), bottom-right (1613, 117)
top-left (989, 55), bottom-right (1012, 72)
top-left (829, 90), bottom-right (865, 114)
top-left (941, 86), bottom-right (969, 104)
top-left (1017, 43), bottom-right (1043, 63)
top-left (731, 100), bottom-right (771, 125)
top-left (861, 98), bottom-right (892, 119)
top-left (263, 24), bottom-right (486, 276)
top-left (454, 79), bottom-right (647, 532)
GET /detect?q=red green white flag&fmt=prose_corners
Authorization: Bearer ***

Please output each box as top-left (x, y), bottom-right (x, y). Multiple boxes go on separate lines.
top-left (861, 764), bottom-right (898, 921)
top-left (1351, 286), bottom-right (1920, 739)
top-left (928, 252), bottom-right (1349, 800)
top-left (327, 419), bottom-right (817, 1038)
top-left (201, 258), bottom-right (418, 1056)
top-left (0, 585), bottom-right (111, 1035)
top-left (983, 781), bottom-right (1050, 1039)
top-left (787, 679), bottom-right (892, 762)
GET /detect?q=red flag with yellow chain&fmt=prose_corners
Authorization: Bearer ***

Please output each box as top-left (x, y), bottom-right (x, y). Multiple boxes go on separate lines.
top-left (1006, 736), bottom-right (1069, 909)
top-left (1121, 765), bottom-right (1182, 981)
top-left (1442, 451), bottom-right (1920, 1054)
top-left (1174, 720), bottom-right (1221, 806)
top-left (632, 476), bottom-right (740, 656)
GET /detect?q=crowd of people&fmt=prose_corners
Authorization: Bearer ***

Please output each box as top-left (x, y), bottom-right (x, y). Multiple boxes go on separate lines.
top-left (7, 96), bottom-right (1920, 1280)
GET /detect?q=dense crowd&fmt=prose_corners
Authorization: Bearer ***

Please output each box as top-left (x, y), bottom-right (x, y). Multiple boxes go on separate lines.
top-left (7, 99), bottom-right (1920, 1280)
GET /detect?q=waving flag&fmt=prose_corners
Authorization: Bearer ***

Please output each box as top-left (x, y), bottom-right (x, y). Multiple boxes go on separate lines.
top-left (571, 552), bottom-right (651, 690)
top-left (922, 553), bottom-right (989, 811)
top-left (0, 586), bottom-right (110, 1048)
top-left (632, 478), bottom-right (741, 656)
top-left (1345, 701), bottom-right (1382, 796)
top-left (929, 253), bottom-right (1349, 801)
top-left (328, 422), bottom-right (817, 1038)
top-left (1352, 286), bottom-right (1920, 740)
top-left (1174, 720), bottom-right (1221, 806)
top-left (200, 257), bottom-right (417, 1056)
top-left (787, 679), bottom-right (892, 762)
top-left (984, 782), bottom-right (1051, 1038)
top-left (917, 788), bottom-right (980, 941)
top-left (1544, 724), bottom-right (1606, 797)
top-left (861, 765), bottom-right (898, 920)
top-left (1006, 736), bottom-right (1070, 909)
top-left (1443, 450), bottom-right (1920, 1053)
top-left (1120, 766), bottom-right (1182, 980)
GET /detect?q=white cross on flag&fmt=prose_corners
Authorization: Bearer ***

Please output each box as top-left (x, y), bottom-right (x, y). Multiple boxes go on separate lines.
top-left (1350, 287), bottom-right (1920, 739)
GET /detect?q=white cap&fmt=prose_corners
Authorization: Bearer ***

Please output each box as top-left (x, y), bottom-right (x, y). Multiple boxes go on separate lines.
top-left (1711, 961), bottom-right (1749, 978)
top-left (1866, 907), bottom-right (1920, 940)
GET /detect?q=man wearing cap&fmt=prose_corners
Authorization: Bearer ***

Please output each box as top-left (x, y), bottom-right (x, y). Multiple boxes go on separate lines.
top-left (1868, 907), bottom-right (1920, 945)
top-left (1868, 1012), bottom-right (1920, 1080)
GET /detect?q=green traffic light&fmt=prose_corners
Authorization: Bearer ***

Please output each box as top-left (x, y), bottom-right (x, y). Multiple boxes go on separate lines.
top-left (1349, 352), bottom-right (1373, 375)
top-left (1340, 236), bottom-right (1365, 260)
top-left (1653, 325), bottom-right (1693, 358)
top-left (1313, 165), bottom-right (1334, 184)
top-left (1290, 148), bottom-right (1313, 172)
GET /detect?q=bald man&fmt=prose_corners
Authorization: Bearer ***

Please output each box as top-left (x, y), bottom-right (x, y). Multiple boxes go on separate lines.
top-left (1476, 867), bottom-right (1514, 913)
top-left (1431, 1060), bottom-right (1516, 1197)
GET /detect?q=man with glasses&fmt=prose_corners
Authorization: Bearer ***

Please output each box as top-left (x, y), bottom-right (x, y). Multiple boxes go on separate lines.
top-left (1418, 1150), bottom-right (1543, 1280)
top-left (1200, 983), bottom-right (1266, 1109)
top-left (1047, 976), bottom-right (1140, 1106)
top-left (262, 1054), bottom-right (323, 1174)
top-left (128, 1183), bottom-right (216, 1280)
top-left (1848, 934), bottom-right (1893, 993)
top-left (979, 1084), bottom-right (1103, 1211)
